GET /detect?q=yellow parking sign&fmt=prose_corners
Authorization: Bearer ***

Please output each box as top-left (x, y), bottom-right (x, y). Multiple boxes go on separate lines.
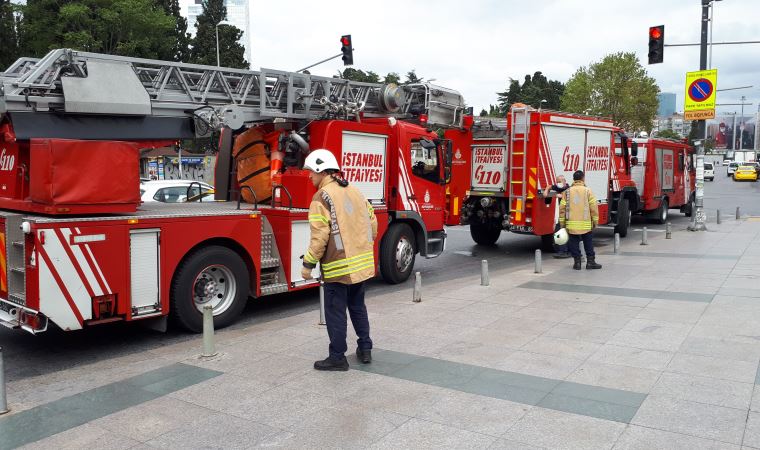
top-left (684, 69), bottom-right (717, 113)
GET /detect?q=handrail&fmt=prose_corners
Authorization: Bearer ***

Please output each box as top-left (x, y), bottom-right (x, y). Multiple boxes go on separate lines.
top-left (271, 184), bottom-right (293, 210)
top-left (186, 181), bottom-right (204, 202)
top-left (237, 186), bottom-right (258, 211)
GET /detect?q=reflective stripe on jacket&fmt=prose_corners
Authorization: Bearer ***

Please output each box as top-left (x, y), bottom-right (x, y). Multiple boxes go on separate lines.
top-left (303, 177), bottom-right (378, 284)
top-left (559, 180), bottom-right (599, 235)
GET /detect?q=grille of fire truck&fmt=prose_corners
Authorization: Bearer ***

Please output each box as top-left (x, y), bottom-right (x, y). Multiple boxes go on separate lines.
top-left (509, 107), bottom-right (530, 221)
top-left (0, 49), bottom-right (466, 133)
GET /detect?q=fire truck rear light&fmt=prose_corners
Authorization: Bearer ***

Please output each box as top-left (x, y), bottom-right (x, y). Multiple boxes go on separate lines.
top-left (128, 219), bottom-right (139, 224)
top-left (19, 309), bottom-right (47, 332)
top-left (39, 231), bottom-right (45, 244)
top-left (419, 114), bottom-right (428, 124)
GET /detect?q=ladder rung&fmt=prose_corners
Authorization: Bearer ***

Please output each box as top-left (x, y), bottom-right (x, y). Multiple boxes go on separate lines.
top-left (511, 181), bottom-right (523, 184)
top-left (513, 152), bottom-right (525, 155)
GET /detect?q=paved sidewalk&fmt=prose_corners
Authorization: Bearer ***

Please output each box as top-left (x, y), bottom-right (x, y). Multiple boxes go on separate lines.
top-left (2, 217), bottom-right (760, 449)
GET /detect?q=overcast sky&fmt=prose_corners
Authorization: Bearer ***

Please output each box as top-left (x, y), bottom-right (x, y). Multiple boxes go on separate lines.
top-left (249, 0), bottom-right (760, 117)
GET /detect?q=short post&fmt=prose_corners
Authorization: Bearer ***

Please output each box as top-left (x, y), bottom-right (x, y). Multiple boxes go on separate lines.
top-left (0, 347), bottom-right (8, 415)
top-left (413, 271), bottom-right (422, 303)
top-left (201, 305), bottom-right (217, 358)
top-left (318, 281), bottom-right (326, 326)
top-left (534, 249), bottom-right (542, 273)
top-left (613, 232), bottom-right (620, 254)
top-left (640, 227), bottom-right (649, 246)
top-left (665, 222), bottom-right (672, 239)
top-left (480, 260), bottom-right (489, 286)
top-left (717, 209), bottom-right (721, 224)
top-left (736, 206), bottom-right (741, 220)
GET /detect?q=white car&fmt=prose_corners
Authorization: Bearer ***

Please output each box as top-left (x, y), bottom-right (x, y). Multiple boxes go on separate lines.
top-left (703, 163), bottom-right (714, 181)
top-left (727, 162), bottom-right (740, 176)
top-left (140, 180), bottom-right (214, 203)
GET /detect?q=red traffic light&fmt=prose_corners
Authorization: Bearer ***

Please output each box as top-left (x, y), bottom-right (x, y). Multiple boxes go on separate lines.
top-left (341, 36), bottom-right (350, 46)
top-left (649, 26), bottom-right (662, 40)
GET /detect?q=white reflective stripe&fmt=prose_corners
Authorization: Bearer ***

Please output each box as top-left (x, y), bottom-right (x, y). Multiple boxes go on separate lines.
top-left (398, 147), bottom-right (419, 212)
top-left (39, 250), bottom-right (84, 330)
top-left (76, 227), bottom-right (112, 294)
top-left (43, 230), bottom-right (92, 320)
top-left (61, 228), bottom-right (103, 296)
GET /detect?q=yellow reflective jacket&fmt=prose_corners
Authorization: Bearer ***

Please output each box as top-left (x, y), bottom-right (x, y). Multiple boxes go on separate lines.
top-left (303, 177), bottom-right (378, 284)
top-left (559, 180), bottom-right (599, 235)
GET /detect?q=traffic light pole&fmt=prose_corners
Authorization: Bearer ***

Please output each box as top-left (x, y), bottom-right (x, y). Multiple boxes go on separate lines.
top-left (297, 53), bottom-right (343, 73)
top-left (689, 0), bottom-right (710, 232)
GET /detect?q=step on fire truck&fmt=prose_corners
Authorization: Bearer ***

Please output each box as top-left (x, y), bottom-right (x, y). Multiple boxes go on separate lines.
top-left (0, 49), bottom-right (467, 334)
top-left (628, 136), bottom-right (696, 224)
top-left (459, 105), bottom-right (639, 246)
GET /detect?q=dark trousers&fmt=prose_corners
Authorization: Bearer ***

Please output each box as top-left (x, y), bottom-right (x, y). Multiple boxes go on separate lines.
top-left (324, 281), bottom-right (372, 360)
top-left (554, 223), bottom-right (568, 254)
top-left (568, 232), bottom-right (595, 258)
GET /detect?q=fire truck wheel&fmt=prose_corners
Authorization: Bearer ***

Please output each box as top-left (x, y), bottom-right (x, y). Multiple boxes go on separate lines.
top-left (171, 246), bottom-right (250, 332)
top-left (469, 221), bottom-right (501, 246)
top-left (379, 223), bottom-right (416, 284)
top-left (654, 199), bottom-right (669, 224)
top-left (614, 199), bottom-right (631, 238)
top-left (685, 199), bottom-right (695, 217)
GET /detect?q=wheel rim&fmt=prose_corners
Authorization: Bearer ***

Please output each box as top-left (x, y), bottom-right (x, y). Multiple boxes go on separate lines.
top-left (395, 235), bottom-right (414, 273)
top-left (192, 265), bottom-right (237, 315)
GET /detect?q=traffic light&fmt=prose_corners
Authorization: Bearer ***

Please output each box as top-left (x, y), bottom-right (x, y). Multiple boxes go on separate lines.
top-left (648, 25), bottom-right (664, 64)
top-left (340, 35), bottom-right (353, 66)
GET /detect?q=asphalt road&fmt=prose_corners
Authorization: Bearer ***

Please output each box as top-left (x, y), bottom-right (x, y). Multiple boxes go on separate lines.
top-left (1, 172), bottom-right (755, 381)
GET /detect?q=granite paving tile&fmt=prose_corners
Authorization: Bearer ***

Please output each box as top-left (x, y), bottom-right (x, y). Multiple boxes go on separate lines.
top-left (612, 425), bottom-right (741, 450)
top-left (368, 418), bottom-right (497, 449)
top-left (588, 344), bottom-right (673, 371)
top-left (666, 353), bottom-right (759, 383)
top-left (651, 372), bottom-right (754, 409)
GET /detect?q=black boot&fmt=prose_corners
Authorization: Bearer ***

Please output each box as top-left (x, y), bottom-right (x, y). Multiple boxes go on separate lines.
top-left (586, 257), bottom-right (602, 269)
top-left (314, 356), bottom-right (349, 371)
top-left (573, 257), bottom-right (582, 270)
top-left (356, 348), bottom-right (372, 364)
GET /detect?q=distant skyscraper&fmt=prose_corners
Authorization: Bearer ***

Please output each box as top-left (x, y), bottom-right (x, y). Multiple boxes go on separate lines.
top-left (657, 93), bottom-right (676, 117)
top-left (180, 0), bottom-right (251, 64)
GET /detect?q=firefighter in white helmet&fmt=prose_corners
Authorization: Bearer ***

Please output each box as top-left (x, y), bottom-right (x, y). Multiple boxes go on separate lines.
top-left (301, 149), bottom-right (378, 371)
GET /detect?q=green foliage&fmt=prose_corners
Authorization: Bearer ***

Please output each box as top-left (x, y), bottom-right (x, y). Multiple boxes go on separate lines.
top-left (0, 0), bottom-right (19, 69)
top-left (18, 0), bottom-right (176, 59)
top-left (189, 0), bottom-right (247, 68)
top-left (561, 52), bottom-right (659, 132)
top-left (479, 109), bottom-right (488, 117)
top-left (404, 70), bottom-right (423, 84)
top-left (496, 71), bottom-right (564, 113)
top-left (383, 72), bottom-right (400, 85)
top-left (338, 68), bottom-right (381, 83)
top-left (655, 129), bottom-right (681, 140)
top-left (157, 0), bottom-right (190, 61)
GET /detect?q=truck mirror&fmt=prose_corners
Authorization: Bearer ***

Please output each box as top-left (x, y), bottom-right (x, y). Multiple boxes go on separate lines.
top-left (630, 141), bottom-right (638, 157)
top-left (420, 138), bottom-right (435, 150)
top-left (630, 156), bottom-right (639, 166)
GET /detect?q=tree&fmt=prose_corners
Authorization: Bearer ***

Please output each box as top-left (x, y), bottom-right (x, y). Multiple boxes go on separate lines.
top-left (18, 0), bottom-right (176, 59)
top-left (189, 0), bottom-right (247, 68)
top-left (479, 109), bottom-right (488, 117)
top-left (561, 52), bottom-right (659, 132)
top-left (496, 72), bottom-right (564, 114)
top-left (0, 0), bottom-right (19, 69)
top-left (158, 0), bottom-right (190, 61)
top-left (655, 129), bottom-right (681, 140)
top-left (383, 72), bottom-right (400, 85)
top-left (404, 70), bottom-right (422, 84)
top-left (338, 68), bottom-right (380, 83)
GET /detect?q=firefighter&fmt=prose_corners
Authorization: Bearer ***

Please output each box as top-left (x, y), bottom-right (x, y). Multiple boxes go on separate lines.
top-left (559, 170), bottom-right (602, 270)
top-left (301, 149), bottom-right (378, 371)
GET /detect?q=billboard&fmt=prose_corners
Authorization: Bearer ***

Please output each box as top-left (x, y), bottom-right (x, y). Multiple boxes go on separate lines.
top-left (706, 114), bottom-right (757, 151)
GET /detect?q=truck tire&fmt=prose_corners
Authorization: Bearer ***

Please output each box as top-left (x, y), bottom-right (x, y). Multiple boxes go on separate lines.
top-left (170, 245), bottom-right (250, 332)
top-left (379, 223), bottom-right (416, 284)
top-left (654, 198), bottom-right (668, 224)
top-left (469, 221), bottom-right (501, 246)
top-left (614, 199), bottom-right (631, 238)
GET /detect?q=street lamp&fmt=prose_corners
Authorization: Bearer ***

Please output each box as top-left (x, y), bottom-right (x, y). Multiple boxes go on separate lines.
top-left (216, 20), bottom-right (233, 67)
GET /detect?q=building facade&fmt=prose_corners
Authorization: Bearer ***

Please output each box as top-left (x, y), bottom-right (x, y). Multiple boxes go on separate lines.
top-left (653, 113), bottom-right (691, 138)
top-left (657, 93), bottom-right (676, 118)
top-left (180, 0), bottom-right (251, 64)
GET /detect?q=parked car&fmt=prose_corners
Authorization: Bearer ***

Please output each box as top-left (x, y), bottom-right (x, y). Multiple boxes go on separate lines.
top-left (723, 160), bottom-right (730, 166)
top-left (733, 165), bottom-right (758, 182)
top-left (703, 163), bottom-right (714, 181)
top-left (140, 180), bottom-right (214, 203)
top-left (727, 162), bottom-right (740, 176)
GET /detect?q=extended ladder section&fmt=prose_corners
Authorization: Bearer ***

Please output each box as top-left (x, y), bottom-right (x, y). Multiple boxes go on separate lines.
top-left (0, 49), bottom-right (466, 136)
top-left (508, 106), bottom-right (531, 223)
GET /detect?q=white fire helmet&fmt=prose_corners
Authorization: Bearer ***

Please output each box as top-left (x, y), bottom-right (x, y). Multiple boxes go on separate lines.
top-left (303, 149), bottom-right (340, 173)
top-left (554, 228), bottom-right (569, 246)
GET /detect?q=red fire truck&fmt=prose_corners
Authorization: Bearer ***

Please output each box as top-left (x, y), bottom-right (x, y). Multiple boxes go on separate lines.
top-left (459, 105), bottom-right (639, 246)
top-left (628, 137), bottom-right (696, 223)
top-left (0, 49), bottom-right (466, 334)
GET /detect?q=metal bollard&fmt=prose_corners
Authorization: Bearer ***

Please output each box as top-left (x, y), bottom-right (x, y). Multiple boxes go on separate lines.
top-left (736, 207), bottom-right (741, 220)
top-left (665, 222), bottom-right (672, 239)
top-left (613, 233), bottom-right (620, 254)
top-left (0, 347), bottom-right (8, 415)
top-left (413, 271), bottom-right (422, 303)
top-left (318, 281), bottom-right (326, 326)
top-left (201, 305), bottom-right (217, 358)
top-left (640, 227), bottom-right (649, 246)
top-left (717, 209), bottom-right (721, 224)
top-left (480, 260), bottom-right (489, 286)
top-left (534, 249), bottom-right (542, 273)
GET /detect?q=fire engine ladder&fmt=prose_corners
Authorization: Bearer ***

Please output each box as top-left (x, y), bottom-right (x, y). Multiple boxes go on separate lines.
top-left (0, 49), bottom-right (467, 135)
top-left (508, 106), bottom-right (531, 223)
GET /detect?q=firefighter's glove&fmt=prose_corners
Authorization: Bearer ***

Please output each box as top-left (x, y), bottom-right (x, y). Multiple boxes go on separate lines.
top-left (301, 267), bottom-right (314, 280)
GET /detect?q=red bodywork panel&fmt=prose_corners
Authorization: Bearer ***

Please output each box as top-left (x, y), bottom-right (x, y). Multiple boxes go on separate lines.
top-left (633, 139), bottom-right (695, 212)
